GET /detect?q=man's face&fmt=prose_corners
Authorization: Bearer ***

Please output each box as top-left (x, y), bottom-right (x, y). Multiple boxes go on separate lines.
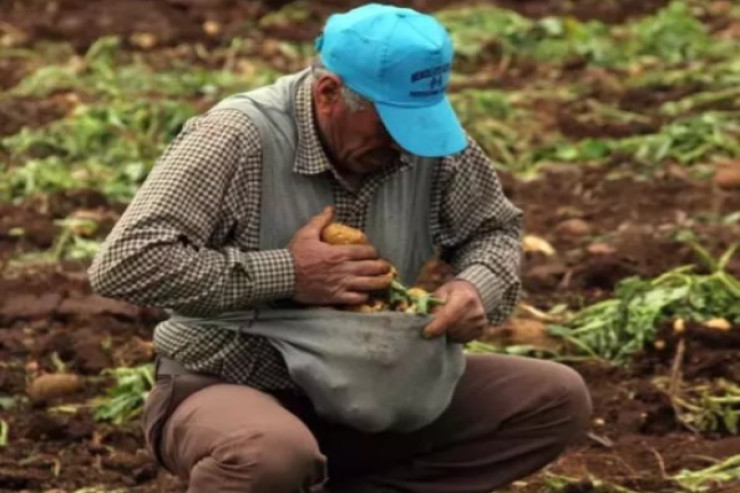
top-left (314, 75), bottom-right (402, 176)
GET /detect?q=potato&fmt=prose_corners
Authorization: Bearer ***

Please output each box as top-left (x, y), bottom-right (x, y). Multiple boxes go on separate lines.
top-left (318, 223), bottom-right (441, 315)
top-left (407, 287), bottom-right (430, 299)
top-left (28, 373), bottom-right (83, 402)
top-left (321, 223), bottom-right (369, 246)
top-left (345, 299), bottom-right (387, 313)
top-left (556, 218), bottom-right (591, 237)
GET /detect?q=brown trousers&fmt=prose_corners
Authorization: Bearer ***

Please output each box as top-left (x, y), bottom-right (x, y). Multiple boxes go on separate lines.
top-left (142, 354), bottom-right (592, 493)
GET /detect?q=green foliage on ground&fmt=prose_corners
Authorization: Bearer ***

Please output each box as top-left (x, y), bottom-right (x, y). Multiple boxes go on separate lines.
top-left (438, 1), bottom-right (728, 69)
top-left (547, 244), bottom-right (740, 364)
top-left (1, 37), bottom-right (281, 202)
top-left (2, 100), bottom-right (193, 201)
top-left (3, 0), bottom-right (740, 201)
top-left (92, 364), bottom-right (155, 425)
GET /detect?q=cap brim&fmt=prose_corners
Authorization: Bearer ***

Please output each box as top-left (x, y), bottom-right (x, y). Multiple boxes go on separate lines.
top-left (375, 96), bottom-right (467, 158)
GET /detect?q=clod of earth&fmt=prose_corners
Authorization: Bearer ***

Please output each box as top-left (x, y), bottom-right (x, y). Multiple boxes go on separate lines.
top-left (556, 218), bottom-right (592, 237)
top-left (713, 160), bottom-right (740, 190)
top-left (494, 317), bottom-right (562, 350)
top-left (587, 242), bottom-right (617, 255)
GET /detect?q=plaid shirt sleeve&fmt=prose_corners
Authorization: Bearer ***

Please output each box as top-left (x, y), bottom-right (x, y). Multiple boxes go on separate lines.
top-left (88, 110), bottom-right (295, 316)
top-left (437, 135), bottom-right (524, 325)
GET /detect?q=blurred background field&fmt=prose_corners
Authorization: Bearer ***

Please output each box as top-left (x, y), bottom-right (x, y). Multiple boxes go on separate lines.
top-left (1, 0), bottom-right (740, 492)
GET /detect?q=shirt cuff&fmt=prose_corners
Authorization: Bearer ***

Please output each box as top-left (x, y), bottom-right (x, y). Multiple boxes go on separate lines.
top-left (455, 264), bottom-right (504, 316)
top-left (243, 249), bottom-right (295, 302)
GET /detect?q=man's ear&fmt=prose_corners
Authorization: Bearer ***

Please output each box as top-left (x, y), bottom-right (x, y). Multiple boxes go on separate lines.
top-left (313, 73), bottom-right (343, 114)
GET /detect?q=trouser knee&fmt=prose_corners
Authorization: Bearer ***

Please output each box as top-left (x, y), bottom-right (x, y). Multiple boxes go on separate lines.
top-left (549, 363), bottom-right (592, 441)
top-left (189, 429), bottom-right (327, 493)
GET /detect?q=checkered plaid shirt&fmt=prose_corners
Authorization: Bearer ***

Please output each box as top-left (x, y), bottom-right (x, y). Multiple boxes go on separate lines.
top-left (88, 76), bottom-right (523, 391)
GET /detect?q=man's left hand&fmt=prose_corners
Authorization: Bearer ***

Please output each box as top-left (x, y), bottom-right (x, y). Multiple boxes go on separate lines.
top-left (423, 280), bottom-right (487, 343)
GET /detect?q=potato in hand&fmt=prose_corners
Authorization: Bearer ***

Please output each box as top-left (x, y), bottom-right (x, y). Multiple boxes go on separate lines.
top-left (318, 222), bottom-right (445, 315)
top-left (321, 222), bottom-right (369, 246)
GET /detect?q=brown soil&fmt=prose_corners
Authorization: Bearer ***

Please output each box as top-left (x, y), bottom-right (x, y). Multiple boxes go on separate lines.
top-left (0, 189), bottom-right (118, 265)
top-left (638, 322), bottom-right (740, 383)
top-left (502, 165), bottom-right (740, 308)
top-left (3, 0), bottom-right (672, 54)
top-left (0, 93), bottom-right (77, 137)
top-left (619, 83), bottom-right (707, 114)
top-left (556, 99), bottom-right (662, 140)
top-left (0, 265), bottom-right (171, 491)
top-left (5, 0), bottom-right (261, 51)
top-left (1, 263), bottom-right (738, 493)
top-left (4, 0), bottom-right (432, 51)
top-left (493, 327), bottom-right (740, 492)
top-left (492, 0), bottom-right (670, 24)
top-left (0, 58), bottom-right (29, 92)
top-left (3, 0), bottom-right (740, 492)
top-left (1, 166), bottom-right (739, 492)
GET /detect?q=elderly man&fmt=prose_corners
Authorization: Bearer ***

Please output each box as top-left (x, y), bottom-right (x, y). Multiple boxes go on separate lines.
top-left (89, 4), bottom-right (591, 493)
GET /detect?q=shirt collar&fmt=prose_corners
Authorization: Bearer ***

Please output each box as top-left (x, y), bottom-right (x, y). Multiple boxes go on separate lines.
top-left (293, 78), bottom-right (332, 175)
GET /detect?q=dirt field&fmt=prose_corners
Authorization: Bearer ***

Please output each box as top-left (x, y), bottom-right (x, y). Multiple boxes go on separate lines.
top-left (1, 0), bottom-right (740, 492)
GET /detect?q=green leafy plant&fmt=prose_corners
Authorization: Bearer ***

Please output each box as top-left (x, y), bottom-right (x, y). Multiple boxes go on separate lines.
top-left (532, 112), bottom-right (740, 168)
top-left (12, 36), bottom-right (279, 100)
top-left (543, 454), bottom-right (740, 492)
top-left (386, 278), bottom-right (445, 315)
top-left (437, 5), bottom-right (613, 68)
top-left (547, 244), bottom-right (740, 364)
top-left (673, 454), bottom-right (740, 492)
top-left (8, 216), bottom-right (102, 266)
top-left (2, 100), bottom-right (194, 201)
top-left (437, 1), bottom-right (731, 70)
top-left (618, 112), bottom-right (740, 165)
top-left (544, 474), bottom-right (640, 493)
top-left (465, 340), bottom-right (566, 360)
top-left (654, 377), bottom-right (740, 435)
top-left (93, 364), bottom-right (154, 425)
top-left (625, 1), bottom-right (718, 65)
top-left (0, 420), bottom-right (8, 448)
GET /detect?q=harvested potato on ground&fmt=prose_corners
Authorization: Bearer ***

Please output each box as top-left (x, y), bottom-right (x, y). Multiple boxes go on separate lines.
top-left (321, 223), bottom-right (369, 245)
top-left (28, 373), bottom-right (83, 401)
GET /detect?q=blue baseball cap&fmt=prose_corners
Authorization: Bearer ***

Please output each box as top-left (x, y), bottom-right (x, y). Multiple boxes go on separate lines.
top-left (315, 4), bottom-right (467, 158)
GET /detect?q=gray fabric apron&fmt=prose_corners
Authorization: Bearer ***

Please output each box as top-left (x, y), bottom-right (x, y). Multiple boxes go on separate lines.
top-left (171, 70), bottom-right (465, 433)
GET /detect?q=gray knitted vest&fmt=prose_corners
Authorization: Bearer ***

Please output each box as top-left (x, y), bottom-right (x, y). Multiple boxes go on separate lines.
top-left (171, 70), bottom-right (465, 432)
top-left (217, 69), bottom-right (436, 284)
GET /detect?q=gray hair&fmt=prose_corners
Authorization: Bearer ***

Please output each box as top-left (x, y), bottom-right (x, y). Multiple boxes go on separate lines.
top-left (311, 60), bottom-right (371, 113)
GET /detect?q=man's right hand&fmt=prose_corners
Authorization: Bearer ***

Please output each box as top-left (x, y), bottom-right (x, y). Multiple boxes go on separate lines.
top-left (288, 207), bottom-right (392, 305)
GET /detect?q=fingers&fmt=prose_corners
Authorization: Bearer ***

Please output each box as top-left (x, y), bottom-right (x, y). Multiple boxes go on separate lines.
top-left (423, 290), bottom-right (457, 338)
top-left (333, 291), bottom-right (369, 305)
top-left (304, 206), bottom-right (335, 236)
top-left (335, 244), bottom-right (380, 261)
top-left (347, 260), bottom-right (391, 276)
top-left (446, 317), bottom-right (486, 343)
top-left (346, 274), bottom-right (392, 292)
top-left (423, 305), bottom-right (454, 339)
